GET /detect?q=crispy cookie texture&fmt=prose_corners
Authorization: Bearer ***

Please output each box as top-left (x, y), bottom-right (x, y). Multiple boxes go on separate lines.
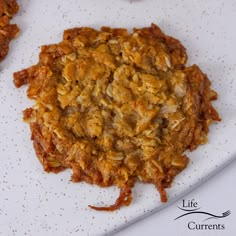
top-left (0, 0), bottom-right (19, 62)
top-left (14, 24), bottom-right (220, 211)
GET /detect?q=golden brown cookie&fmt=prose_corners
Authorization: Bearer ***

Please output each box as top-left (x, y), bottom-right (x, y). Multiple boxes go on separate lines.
top-left (14, 24), bottom-right (220, 211)
top-left (0, 0), bottom-right (19, 62)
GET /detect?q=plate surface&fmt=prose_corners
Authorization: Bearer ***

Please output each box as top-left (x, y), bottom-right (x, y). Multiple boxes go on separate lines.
top-left (0, 0), bottom-right (236, 235)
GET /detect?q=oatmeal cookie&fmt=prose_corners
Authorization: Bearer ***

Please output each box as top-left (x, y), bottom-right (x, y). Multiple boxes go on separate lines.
top-left (0, 0), bottom-right (19, 62)
top-left (14, 24), bottom-right (220, 211)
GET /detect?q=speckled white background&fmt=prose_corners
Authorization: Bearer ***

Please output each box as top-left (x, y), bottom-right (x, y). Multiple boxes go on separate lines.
top-left (0, 0), bottom-right (236, 235)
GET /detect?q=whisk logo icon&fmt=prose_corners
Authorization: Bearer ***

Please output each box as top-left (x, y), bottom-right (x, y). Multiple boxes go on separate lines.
top-left (174, 199), bottom-right (231, 230)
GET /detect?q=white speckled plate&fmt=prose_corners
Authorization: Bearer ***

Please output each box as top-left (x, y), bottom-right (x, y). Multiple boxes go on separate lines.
top-left (0, 0), bottom-right (236, 235)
